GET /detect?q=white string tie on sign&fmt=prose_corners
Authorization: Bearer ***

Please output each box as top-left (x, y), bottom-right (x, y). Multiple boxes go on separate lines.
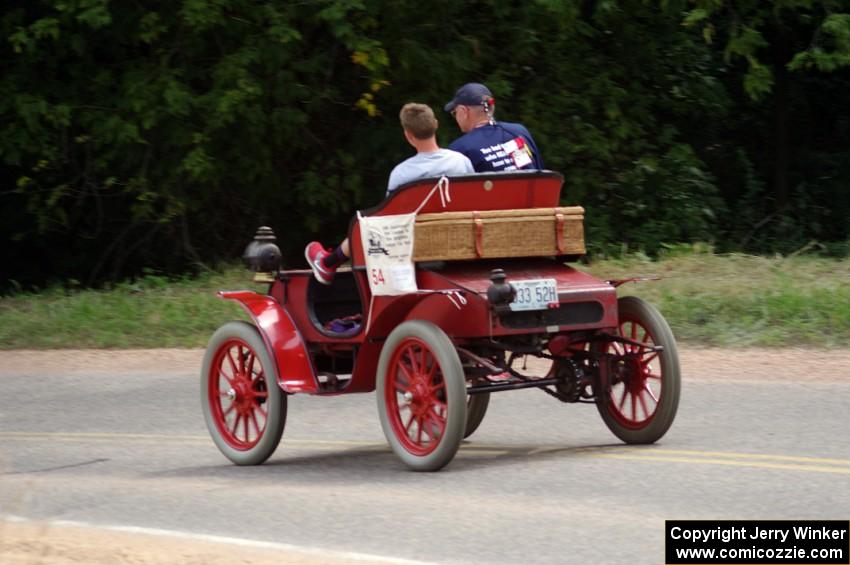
top-left (443, 290), bottom-right (467, 310)
top-left (414, 176), bottom-right (451, 214)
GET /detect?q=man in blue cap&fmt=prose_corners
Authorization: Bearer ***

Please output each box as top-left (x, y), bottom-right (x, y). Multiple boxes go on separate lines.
top-left (444, 82), bottom-right (543, 172)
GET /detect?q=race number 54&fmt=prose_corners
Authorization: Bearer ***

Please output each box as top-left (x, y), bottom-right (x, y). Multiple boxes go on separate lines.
top-left (371, 268), bottom-right (386, 286)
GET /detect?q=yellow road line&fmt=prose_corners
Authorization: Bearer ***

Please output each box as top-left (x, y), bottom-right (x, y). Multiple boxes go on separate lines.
top-left (638, 448), bottom-right (850, 466)
top-left (0, 431), bottom-right (207, 442)
top-left (3, 432), bottom-right (850, 473)
top-left (0, 432), bottom-right (381, 449)
top-left (600, 453), bottom-right (850, 475)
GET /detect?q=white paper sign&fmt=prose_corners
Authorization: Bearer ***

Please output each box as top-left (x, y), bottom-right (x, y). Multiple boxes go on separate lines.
top-left (358, 212), bottom-right (418, 296)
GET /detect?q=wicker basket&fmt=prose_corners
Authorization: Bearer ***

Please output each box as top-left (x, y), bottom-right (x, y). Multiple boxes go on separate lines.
top-left (412, 207), bottom-right (585, 261)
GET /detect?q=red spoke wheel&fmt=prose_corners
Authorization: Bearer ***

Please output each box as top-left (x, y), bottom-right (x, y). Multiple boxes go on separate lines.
top-left (201, 321), bottom-right (286, 465)
top-left (377, 321), bottom-right (466, 471)
top-left (594, 296), bottom-right (681, 444)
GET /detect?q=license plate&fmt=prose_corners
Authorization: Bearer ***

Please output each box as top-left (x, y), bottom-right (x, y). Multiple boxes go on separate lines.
top-left (510, 278), bottom-right (558, 311)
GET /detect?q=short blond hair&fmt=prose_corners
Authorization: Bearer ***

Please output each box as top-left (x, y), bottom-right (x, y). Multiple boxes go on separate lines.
top-left (399, 103), bottom-right (437, 140)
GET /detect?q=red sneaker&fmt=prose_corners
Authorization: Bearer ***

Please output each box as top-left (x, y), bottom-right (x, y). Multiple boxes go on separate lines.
top-left (305, 242), bottom-right (336, 285)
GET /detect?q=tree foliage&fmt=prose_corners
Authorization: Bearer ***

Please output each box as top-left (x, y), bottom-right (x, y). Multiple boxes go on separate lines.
top-left (1, 0), bottom-right (849, 289)
top-left (674, 0), bottom-right (850, 247)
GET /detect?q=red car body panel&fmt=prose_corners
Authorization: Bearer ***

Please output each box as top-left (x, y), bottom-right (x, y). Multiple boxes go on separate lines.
top-left (268, 272), bottom-right (366, 344)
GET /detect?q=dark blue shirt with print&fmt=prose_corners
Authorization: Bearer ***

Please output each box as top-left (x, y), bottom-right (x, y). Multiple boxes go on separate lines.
top-left (447, 121), bottom-right (544, 172)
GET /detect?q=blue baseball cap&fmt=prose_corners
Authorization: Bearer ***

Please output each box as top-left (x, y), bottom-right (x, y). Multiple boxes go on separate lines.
top-left (444, 83), bottom-right (493, 113)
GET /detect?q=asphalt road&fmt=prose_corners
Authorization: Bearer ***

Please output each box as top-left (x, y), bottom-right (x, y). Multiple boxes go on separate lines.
top-left (1, 352), bottom-right (849, 564)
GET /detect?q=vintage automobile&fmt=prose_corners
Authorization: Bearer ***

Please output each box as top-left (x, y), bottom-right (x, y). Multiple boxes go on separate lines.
top-left (200, 170), bottom-right (681, 471)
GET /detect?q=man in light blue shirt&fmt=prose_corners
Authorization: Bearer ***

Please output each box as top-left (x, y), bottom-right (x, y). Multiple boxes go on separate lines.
top-left (387, 103), bottom-right (473, 193)
top-left (306, 103), bottom-right (472, 284)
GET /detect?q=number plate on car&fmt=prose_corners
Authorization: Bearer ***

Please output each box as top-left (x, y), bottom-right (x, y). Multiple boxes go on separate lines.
top-left (510, 278), bottom-right (558, 311)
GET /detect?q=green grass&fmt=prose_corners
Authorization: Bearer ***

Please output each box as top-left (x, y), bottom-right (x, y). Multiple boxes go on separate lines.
top-left (1, 251), bottom-right (849, 349)
top-left (582, 247), bottom-right (850, 347)
top-left (0, 269), bottom-right (256, 349)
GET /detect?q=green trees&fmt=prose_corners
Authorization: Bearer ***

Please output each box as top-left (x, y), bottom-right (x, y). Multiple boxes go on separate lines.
top-left (2, 0), bottom-right (395, 286)
top-left (678, 0), bottom-right (850, 251)
top-left (2, 1), bottom-right (848, 289)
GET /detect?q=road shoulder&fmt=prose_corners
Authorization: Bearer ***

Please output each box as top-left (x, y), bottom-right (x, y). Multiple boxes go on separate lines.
top-left (0, 347), bottom-right (848, 381)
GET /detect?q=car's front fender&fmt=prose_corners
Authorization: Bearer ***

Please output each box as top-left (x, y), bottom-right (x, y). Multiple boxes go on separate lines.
top-left (219, 291), bottom-right (317, 394)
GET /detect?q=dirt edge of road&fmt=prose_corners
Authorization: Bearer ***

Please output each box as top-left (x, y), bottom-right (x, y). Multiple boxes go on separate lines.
top-left (1, 347), bottom-right (848, 381)
top-left (0, 519), bottom-right (395, 565)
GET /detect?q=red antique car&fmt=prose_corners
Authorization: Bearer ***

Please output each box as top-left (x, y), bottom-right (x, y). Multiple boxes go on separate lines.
top-left (200, 171), bottom-right (681, 471)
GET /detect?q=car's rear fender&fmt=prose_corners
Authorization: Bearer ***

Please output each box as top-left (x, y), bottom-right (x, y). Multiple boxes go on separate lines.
top-left (402, 289), bottom-right (491, 336)
top-left (218, 291), bottom-right (318, 394)
top-left (406, 259), bottom-right (619, 337)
